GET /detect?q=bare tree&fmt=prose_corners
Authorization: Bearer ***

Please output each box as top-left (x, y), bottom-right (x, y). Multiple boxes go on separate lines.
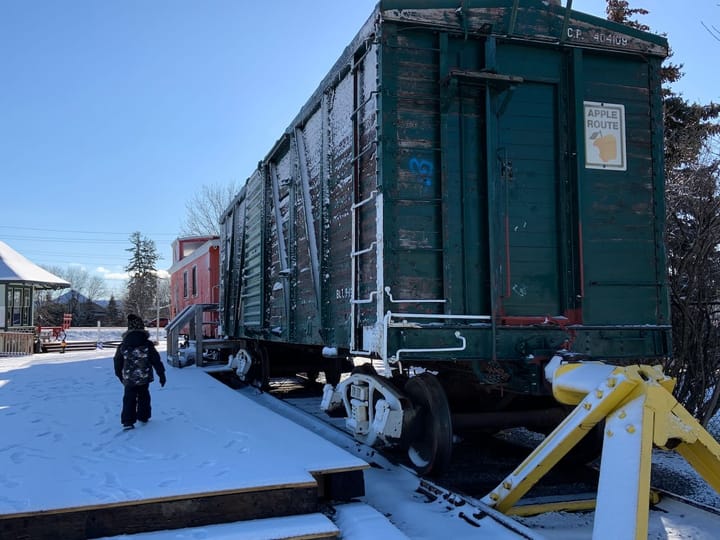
top-left (180, 181), bottom-right (242, 236)
top-left (701, 3), bottom-right (719, 42)
top-left (63, 266), bottom-right (108, 301)
top-left (605, 0), bottom-right (649, 30)
top-left (41, 265), bottom-right (108, 300)
top-left (608, 0), bottom-right (720, 425)
top-left (665, 145), bottom-right (720, 425)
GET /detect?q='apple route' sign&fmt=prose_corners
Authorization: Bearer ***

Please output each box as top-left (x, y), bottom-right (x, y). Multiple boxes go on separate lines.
top-left (584, 101), bottom-right (627, 171)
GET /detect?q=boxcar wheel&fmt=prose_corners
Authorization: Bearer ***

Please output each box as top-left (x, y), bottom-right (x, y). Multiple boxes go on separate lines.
top-left (404, 373), bottom-right (453, 476)
top-left (248, 345), bottom-right (270, 391)
top-left (324, 358), bottom-right (342, 387)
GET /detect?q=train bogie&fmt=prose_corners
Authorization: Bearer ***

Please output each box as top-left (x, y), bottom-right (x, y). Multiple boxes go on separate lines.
top-left (219, 1), bottom-right (670, 473)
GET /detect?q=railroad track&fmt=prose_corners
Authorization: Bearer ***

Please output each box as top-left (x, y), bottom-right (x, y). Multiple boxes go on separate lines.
top-left (254, 376), bottom-right (599, 499)
top-left (221, 374), bottom-right (720, 539)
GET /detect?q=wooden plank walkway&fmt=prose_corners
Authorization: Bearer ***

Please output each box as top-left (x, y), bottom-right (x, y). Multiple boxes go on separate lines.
top-left (0, 484), bottom-right (321, 539)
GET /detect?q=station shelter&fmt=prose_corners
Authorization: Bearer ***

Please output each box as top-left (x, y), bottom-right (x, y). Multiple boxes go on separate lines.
top-left (0, 241), bottom-right (70, 355)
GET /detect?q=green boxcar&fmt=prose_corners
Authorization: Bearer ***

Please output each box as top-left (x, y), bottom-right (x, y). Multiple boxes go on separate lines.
top-left (220, 1), bottom-right (669, 410)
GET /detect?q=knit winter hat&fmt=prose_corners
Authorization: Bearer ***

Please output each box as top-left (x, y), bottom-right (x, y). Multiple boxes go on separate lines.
top-left (127, 314), bottom-right (145, 330)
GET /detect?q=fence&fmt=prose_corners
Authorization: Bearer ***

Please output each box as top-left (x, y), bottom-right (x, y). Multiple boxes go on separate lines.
top-left (0, 330), bottom-right (35, 357)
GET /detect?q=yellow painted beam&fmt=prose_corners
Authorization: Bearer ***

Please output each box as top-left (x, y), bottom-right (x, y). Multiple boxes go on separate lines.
top-left (482, 360), bottom-right (720, 540)
top-left (506, 498), bottom-right (597, 517)
top-left (481, 369), bottom-right (638, 513)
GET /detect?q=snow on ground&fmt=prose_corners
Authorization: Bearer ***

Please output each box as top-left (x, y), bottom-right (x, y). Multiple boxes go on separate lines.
top-left (0, 343), bottom-right (364, 514)
top-left (1, 332), bottom-right (719, 539)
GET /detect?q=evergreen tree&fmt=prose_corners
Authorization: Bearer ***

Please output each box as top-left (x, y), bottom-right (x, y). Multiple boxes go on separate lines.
top-left (77, 297), bottom-right (97, 327)
top-left (66, 290), bottom-right (82, 326)
top-left (106, 295), bottom-right (122, 326)
top-left (607, 1), bottom-right (720, 424)
top-left (124, 232), bottom-right (160, 320)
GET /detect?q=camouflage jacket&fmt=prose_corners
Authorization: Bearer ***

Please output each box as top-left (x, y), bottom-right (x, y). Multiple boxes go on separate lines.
top-left (113, 329), bottom-right (164, 386)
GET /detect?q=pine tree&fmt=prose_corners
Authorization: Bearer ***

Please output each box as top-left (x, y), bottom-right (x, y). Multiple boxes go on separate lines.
top-left (78, 297), bottom-right (97, 326)
top-left (124, 232), bottom-right (160, 320)
top-left (106, 295), bottom-right (122, 326)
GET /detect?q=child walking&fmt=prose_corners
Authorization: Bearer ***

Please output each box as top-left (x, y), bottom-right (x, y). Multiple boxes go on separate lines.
top-left (114, 314), bottom-right (166, 430)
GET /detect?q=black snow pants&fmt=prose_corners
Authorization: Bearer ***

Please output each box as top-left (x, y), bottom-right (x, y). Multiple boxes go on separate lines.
top-left (121, 384), bottom-right (151, 426)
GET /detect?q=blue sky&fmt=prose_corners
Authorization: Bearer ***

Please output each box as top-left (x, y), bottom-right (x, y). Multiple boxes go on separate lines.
top-left (1, 0), bottom-right (717, 298)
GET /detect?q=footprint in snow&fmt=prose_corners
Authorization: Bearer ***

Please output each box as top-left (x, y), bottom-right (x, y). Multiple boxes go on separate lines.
top-left (0, 495), bottom-right (28, 512)
top-left (72, 465), bottom-right (92, 479)
top-left (104, 472), bottom-right (119, 488)
top-left (82, 486), bottom-right (111, 502)
top-left (0, 474), bottom-right (20, 488)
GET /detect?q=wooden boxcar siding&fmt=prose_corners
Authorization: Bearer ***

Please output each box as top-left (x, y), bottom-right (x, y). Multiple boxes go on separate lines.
top-left (579, 51), bottom-right (667, 325)
top-left (379, 30), bottom-right (663, 324)
top-left (380, 27), bottom-right (501, 319)
top-left (354, 41), bottom-right (381, 350)
top-left (220, 22), bottom-right (379, 349)
top-left (376, 3), bottom-right (669, 361)
top-left (380, 27), bottom-right (446, 314)
top-left (220, 189), bottom-right (247, 338)
top-left (220, 1), bottom-right (669, 364)
top-left (241, 171), bottom-right (265, 329)
top-left (266, 165), bottom-right (291, 341)
top-left (267, 142), bottom-right (299, 342)
top-left (328, 74), bottom-right (359, 346)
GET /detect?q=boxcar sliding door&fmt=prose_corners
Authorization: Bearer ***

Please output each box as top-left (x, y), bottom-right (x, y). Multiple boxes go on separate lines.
top-left (489, 43), bottom-right (572, 322)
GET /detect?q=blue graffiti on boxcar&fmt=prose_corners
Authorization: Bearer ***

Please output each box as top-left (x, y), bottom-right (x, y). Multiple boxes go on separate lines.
top-left (409, 157), bottom-right (434, 193)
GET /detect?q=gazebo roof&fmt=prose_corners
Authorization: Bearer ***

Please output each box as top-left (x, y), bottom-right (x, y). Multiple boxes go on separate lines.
top-left (0, 241), bottom-right (71, 290)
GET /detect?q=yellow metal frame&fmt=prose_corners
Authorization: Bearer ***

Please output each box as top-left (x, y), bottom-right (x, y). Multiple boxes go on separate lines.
top-left (481, 359), bottom-right (720, 539)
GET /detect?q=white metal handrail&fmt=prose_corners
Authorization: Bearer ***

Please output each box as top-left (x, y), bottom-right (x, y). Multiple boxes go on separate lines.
top-left (352, 241), bottom-right (377, 258)
top-left (392, 331), bottom-right (467, 363)
top-left (351, 290), bottom-right (379, 305)
top-left (380, 310), bottom-right (492, 375)
top-left (384, 286), bottom-right (447, 304)
top-left (351, 189), bottom-right (377, 210)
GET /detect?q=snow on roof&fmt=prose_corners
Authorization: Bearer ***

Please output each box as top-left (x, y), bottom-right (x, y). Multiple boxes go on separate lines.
top-left (0, 240), bottom-right (70, 289)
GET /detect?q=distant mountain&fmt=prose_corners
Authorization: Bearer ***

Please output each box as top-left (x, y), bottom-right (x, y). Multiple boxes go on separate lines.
top-left (56, 290), bottom-right (92, 304)
top-left (56, 290), bottom-right (115, 309)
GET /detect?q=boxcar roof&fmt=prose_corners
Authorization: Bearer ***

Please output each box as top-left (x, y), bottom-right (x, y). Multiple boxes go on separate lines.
top-left (379, 0), bottom-right (667, 56)
top-left (271, 0), bottom-right (667, 163)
